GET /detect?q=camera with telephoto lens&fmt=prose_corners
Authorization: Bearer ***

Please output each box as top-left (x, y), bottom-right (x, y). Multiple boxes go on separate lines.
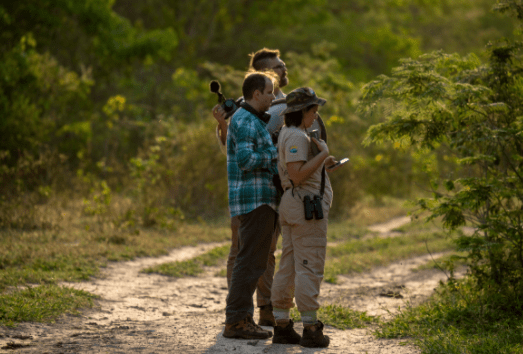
top-left (209, 80), bottom-right (242, 119)
top-left (304, 195), bottom-right (324, 220)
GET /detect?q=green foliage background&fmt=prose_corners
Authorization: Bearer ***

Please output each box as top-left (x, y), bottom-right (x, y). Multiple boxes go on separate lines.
top-left (0, 0), bottom-right (518, 226)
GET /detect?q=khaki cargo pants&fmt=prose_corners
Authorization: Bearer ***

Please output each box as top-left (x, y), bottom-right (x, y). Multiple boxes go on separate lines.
top-left (271, 188), bottom-right (329, 313)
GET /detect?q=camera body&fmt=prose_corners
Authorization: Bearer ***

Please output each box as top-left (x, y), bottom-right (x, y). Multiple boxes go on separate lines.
top-left (210, 80), bottom-right (242, 119)
top-left (303, 195), bottom-right (324, 220)
top-left (220, 98), bottom-right (241, 119)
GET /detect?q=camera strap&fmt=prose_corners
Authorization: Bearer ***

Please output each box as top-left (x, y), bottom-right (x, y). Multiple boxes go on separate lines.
top-left (240, 102), bottom-right (271, 124)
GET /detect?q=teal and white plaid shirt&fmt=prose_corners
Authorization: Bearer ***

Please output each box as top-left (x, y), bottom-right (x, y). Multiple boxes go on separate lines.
top-left (227, 104), bottom-right (279, 217)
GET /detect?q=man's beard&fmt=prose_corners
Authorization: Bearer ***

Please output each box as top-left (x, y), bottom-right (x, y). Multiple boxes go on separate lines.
top-left (279, 75), bottom-right (289, 88)
top-left (261, 101), bottom-right (272, 112)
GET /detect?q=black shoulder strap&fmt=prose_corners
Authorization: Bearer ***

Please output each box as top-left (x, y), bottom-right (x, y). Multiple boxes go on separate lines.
top-left (318, 113), bottom-right (327, 198)
top-left (270, 98), bottom-right (286, 106)
top-left (320, 166), bottom-right (325, 198)
top-left (316, 113), bottom-right (328, 143)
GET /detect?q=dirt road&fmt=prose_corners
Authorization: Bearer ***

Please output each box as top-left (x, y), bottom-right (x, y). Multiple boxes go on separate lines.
top-left (0, 217), bottom-right (460, 353)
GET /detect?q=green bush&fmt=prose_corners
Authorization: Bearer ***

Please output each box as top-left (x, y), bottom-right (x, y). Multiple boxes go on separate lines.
top-left (359, 0), bottom-right (523, 306)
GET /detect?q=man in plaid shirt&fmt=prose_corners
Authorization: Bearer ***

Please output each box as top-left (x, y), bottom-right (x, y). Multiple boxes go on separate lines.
top-left (213, 48), bottom-right (288, 329)
top-left (223, 72), bottom-right (280, 340)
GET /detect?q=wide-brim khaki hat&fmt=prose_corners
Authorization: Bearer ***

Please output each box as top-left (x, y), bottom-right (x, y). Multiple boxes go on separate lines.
top-left (282, 87), bottom-right (326, 114)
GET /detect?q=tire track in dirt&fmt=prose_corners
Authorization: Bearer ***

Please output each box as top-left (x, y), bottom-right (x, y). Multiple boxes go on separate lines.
top-left (1, 217), bottom-right (461, 353)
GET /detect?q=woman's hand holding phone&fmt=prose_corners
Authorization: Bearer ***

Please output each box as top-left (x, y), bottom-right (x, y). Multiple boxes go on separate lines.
top-left (326, 157), bottom-right (349, 172)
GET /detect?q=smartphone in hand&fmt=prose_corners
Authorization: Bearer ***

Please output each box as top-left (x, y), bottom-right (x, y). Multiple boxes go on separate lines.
top-left (327, 157), bottom-right (349, 169)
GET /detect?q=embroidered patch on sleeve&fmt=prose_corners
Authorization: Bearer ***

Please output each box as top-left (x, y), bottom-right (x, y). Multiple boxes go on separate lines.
top-left (289, 145), bottom-right (298, 154)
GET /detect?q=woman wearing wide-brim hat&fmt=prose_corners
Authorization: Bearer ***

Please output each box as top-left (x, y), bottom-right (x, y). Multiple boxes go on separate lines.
top-left (270, 87), bottom-right (334, 348)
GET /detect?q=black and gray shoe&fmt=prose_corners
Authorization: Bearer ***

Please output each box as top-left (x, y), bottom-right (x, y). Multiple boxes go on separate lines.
top-left (273, 319), bottom-right (301, 344)
top-left (300, 320), bottom-right (330, 348)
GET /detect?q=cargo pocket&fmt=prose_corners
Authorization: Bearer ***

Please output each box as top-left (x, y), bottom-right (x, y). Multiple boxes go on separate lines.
top-left (298, 237), bottom-right (327, 275)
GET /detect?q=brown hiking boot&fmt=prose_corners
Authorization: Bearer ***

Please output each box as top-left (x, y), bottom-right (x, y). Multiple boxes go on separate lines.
top-left (248, 314), bottom-right (273, 337)
top-left (273, 319), bottom-right (301, 344)
top-left (300, 320), bottom-right (330, 348)
top-left (223, 315), bottom-right (273, 339)
top-left (258, 304), bottom-right (276, 327)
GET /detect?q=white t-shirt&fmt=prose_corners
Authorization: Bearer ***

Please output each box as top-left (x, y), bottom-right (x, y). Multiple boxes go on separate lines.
top-left (266, 91), bottom-right (287, 135)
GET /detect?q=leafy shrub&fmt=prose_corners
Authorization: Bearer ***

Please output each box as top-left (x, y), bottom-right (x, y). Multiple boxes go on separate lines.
top-left (359, 1), bottom-right (523, 304)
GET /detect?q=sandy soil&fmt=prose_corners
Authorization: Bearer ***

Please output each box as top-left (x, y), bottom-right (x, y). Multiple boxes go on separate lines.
top-left (0, 217), bottom-right (463, 354)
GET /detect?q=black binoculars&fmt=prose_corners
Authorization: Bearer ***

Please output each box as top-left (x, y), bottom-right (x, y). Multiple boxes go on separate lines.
top-left (303, 195), bottom-right (324, 220)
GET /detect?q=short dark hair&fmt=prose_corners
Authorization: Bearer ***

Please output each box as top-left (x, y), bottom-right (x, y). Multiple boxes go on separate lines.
top-left (284, 105), bottom-right (317, 127)
top-left (242, 72), bottom-right (271, 100)
top-left (249, 48), bottom-right (280, 70)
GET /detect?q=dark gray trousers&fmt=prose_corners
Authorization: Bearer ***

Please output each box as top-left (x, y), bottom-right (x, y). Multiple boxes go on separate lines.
top-left (225, 204), bottom-right (277, 324)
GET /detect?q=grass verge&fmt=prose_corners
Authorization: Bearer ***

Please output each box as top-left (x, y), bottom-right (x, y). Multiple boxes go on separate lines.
top-left (376, 277), bottom-right (523, 354)
top-left (412, 252), bottom-right (467, 273)
top-left (0, 285), bottom-right (97, 327)
top-left (0, 222), bottom-right (230, 292)
top-left (141, 245), bottom-right (230, 277)
top-left (324, 229), bottom-right (455, 283)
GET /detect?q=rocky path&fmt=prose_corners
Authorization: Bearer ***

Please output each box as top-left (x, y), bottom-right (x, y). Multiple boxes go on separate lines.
top-left (0, 217), bottom-right (460, 354)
